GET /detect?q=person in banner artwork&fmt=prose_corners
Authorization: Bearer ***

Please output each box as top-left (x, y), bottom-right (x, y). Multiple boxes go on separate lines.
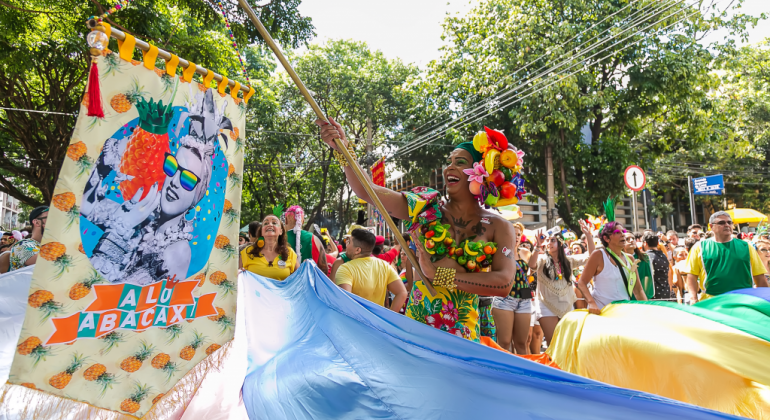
top-left (81, 88), bottom-right (232, 286)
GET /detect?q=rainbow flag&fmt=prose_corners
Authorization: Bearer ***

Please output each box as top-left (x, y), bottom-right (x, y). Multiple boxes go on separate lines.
top-left (548, 288), bottom-right (770, 418)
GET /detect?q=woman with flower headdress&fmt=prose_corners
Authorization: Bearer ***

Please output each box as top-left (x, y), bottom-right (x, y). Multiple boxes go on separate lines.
top-left (282, 205), bottom-right (328, 274)
top-left (576, 198), bottom-right (647, 315)
top-left (317, 119), bottom-right (526, 342)
top-left (239, 207), bottom-right (298, 281)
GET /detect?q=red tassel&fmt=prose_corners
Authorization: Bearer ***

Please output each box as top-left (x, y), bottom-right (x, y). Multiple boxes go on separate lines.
top-left (86, 60), bottom-right (104, 118)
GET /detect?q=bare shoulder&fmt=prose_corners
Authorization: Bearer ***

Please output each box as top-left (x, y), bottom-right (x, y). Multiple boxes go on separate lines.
top-left (480, 210), bottom-right (513, 231)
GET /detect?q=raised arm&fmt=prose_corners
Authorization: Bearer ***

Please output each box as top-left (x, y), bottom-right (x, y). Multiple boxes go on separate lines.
top-left (579, 219), bottom-right (595, 254)
top-left (528, 230), bottom-right (544, 268)
top-left (316, 118), bottom-right (410, 220)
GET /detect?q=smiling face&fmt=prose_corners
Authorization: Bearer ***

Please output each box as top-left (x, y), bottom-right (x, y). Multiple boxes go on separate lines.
top-left (571, 244), bottom-right (582, 255)
top-left (261, 215), bottom-right (282, 239)
top-left (443, 149), bottom-right (474, 197)
top-left (161, 147), bottom-right (204, 218)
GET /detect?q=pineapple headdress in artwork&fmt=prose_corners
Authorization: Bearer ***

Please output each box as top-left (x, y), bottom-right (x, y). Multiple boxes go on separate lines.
top-left (135, 97), bottom-right (175, 135)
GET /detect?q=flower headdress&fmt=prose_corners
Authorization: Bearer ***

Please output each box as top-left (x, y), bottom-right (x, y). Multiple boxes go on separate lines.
top-left (282, 205), bottom-right (304, 225)
top-left (462, 127), bottom-right (526, 208)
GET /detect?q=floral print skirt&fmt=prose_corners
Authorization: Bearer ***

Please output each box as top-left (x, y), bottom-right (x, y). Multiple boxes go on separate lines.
top-left (405, 280), bottom-right (480, 342)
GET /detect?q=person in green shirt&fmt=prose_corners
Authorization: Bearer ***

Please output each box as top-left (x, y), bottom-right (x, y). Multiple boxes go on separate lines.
top-left (686, 211), bottom-right (768, 303)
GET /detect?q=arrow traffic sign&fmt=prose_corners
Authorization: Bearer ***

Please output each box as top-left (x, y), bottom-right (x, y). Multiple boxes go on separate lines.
top-left (624, 165), bottom-right (646, 192)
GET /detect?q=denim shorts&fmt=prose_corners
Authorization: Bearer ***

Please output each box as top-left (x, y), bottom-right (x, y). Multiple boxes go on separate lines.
top-left (492, 296), bottom-right (532, 314)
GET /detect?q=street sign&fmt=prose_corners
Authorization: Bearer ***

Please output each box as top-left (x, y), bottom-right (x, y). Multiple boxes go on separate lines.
top-left (624, 165), bottom-right (646, 192)
top-left (692, 174), bottom-right (724, 195)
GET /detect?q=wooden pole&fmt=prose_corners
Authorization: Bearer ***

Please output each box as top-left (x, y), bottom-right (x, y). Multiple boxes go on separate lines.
top-left (236, 0), bottom-right (428, 283)
top-left (87, 21), bottom-right (251, 95)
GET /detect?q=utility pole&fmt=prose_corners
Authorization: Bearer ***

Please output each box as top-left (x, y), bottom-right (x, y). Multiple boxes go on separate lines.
top-left (366, 117), bottom-right (374, 233)
top-left (545, 145), bottom-right (555, 228)
top-left (687, 175), bottom-right (697, 225)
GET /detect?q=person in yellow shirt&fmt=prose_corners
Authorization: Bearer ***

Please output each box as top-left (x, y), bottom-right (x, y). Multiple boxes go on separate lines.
top-left (240, 213), bottom-right (298, 281)
top-left (334, 228), bottom-right (408, 311)
top-left (686, 211), bottom-right (768, 303)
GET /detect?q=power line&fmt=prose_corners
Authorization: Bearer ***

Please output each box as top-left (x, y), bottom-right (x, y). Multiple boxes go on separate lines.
top-left (0, 107), bottom-right (75, 116)
top-left (396, 0), bottom-right (700, 157)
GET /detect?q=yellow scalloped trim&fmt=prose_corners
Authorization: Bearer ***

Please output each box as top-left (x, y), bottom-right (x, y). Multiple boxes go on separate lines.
top-left (244, 86), bottom-right (255, 105)
top-left (182, 61), bottom-right (196, 83)
top-left (116, 33), bottom-right (135, 62)
top-left (203, 70), bottom-right (215, 90)
top-left (231, 81), bottom-right (241, 100)
top-left (217, 76), bottom-right (228, 95)
top-left (166, 54), bottom-right (179, 77)
top-left (142, 44), bottom-right (159, 70)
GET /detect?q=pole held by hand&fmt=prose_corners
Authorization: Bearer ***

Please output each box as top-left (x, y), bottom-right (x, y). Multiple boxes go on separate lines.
top-left (236, 0), bottom-right (429, 283)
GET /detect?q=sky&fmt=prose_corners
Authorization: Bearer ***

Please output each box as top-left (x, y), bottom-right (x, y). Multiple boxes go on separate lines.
top-left (296, 0), bottom-right (769, 67)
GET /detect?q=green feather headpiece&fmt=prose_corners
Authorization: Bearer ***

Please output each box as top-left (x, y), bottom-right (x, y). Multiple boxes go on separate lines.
top-left (603, 196), bottom-right (616, 222)
top-left (271, 204), bottom-right (284, 218)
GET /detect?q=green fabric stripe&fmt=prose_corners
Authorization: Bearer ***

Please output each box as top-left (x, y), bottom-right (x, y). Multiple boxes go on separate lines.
top-left (614, 294), bottom-right (770, 343)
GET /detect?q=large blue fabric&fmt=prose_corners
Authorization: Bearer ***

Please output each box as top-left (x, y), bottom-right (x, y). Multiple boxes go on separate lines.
top-left (240, 263), bottom-right (739, 420)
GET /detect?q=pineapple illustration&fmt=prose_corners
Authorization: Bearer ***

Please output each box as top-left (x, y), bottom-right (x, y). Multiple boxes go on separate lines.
top-left (28, 290), bottom-right (63, 322)
top-left (69, 269), bottom-right (104, 300)
top-left (198, 81), bottom-right (209, 92)
top-left (191, 263), bottom-right (211, 287)
top-left (118, 90), bottom-right (178, 201)
top-left (52, 192), bottom-right (80, 230)
top-left (100, 331), bottom-right (125, 355)
top-left (162, 323), bottom-right (183, 344)
top-left (151, 353), bottom-right (179, 382)
top-left (120, 382), bottom-right (151, 414)
top-left (83, 363), bottom-right (118, 396)
top-left (229, 127), bottom-right (239, 141)
top-left (209, 271), bottom-right (236, 295)
top-left (49, 353), bottom-right (87, 389)
top-left (205, 343), bottom-right (221, 356)
top-left (208, 307), bottom-right (234, 335)
top-left (39, 242), bottom-right (73, 278)
top-left (120, 341), bottom-right (155, 373)
top-left (66, 141), bottom-right (94, 178)
top-left (154, 68), bottom-right (176, 96)
top-left (20, 383), bottom-right (36, 389)
top-left (110, 77), bottom-right (147, 113)
top-left (78, 243), bottom-right (85, 254)
top-left (179, 331), bottom-right (206, 361)
top-left (214, 235), bottom-right (237, 261)
top-left (152, 393), bottom-right (164, 404)
top-left (222, 199), bottom-right (239, 227)
top-left (101, 52), bottom-right (122, 79)
top-left (227, 163), bottom-right (241, 191)
top-left (17, 336), bottom-right (52, 367)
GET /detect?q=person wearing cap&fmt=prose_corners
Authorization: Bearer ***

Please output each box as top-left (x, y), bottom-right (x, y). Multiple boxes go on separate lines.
top-left (330, 224), bottom-right (364, 280)
top-left (373, 235), bottom-right (401, 264)
top-left (1, 205), bottom-right (47, 273)
top-left (334, 228), bottom-right (408, 311)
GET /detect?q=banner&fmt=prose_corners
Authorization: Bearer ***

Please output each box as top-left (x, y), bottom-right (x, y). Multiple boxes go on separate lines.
top-left (692, 174), bottom-right (724, 195)
top-left (371, 157), bottom-right (385, 187)
top-left (8, 50), bottom-right (244, 418)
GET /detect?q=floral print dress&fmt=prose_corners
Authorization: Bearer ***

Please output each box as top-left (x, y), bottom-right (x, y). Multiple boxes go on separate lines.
top-left (402, 187), bottom-right (481, 342)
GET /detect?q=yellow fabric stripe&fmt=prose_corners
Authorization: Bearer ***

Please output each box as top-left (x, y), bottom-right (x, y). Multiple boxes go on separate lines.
top-left (100, 23), bottom-right (112, 40)
top-left (165, 54), bottom-right (180, 77)
top-left (142, 44), bottom-right (159, 70)
top-left (548, 305), bottom-right (770, 418)
top-left (231, 81), bottom-right (241, 100)
top-left (116, 33), bottom-right (136, 62)
top-left (244, 86), bottom-right (255, 104)
top-left (203, 70), bottom-right (215, 90)
top-left (182, 62), bottom-right (196, 83)
top-left (217, 76), bottom-right (229, 95)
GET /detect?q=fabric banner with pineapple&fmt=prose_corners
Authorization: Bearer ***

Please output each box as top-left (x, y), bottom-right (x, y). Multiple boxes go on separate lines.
top-left (7, 50), bottom-right (246, 418)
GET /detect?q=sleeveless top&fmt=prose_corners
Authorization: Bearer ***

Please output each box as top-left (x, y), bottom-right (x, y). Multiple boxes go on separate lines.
top-left (591, 249), bottom-right (633, 309)
top-left (286, 230), bottom-right (314, 263)
top-left (401, 186), bottom-right (480, 342)
top-left (701, 239), bottom-right (752, 295)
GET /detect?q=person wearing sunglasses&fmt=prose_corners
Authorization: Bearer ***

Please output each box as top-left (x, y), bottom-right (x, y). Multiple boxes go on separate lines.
top-left (0, 206), bottom-right (47, 273)
top-left (754, 239), bottom-right (770, 285)
top-left (577, 221), bottom-right (648, 315)
top-left (685, 211), bottom-right (768, 304)
top-left (81, 90), bottom-right (226, 285)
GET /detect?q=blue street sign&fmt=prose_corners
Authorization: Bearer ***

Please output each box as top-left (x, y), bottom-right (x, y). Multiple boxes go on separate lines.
top-left (692, 174), bottom-right (724, 195)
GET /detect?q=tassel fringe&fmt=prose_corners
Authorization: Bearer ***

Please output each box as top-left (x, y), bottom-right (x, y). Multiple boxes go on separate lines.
top-left (86, 60), bottom-right (105, 118)
top-left (1, 339), bottom-right (235, 420)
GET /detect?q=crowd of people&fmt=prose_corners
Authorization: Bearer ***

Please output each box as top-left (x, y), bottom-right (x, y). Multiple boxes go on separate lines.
top-left (3, 121), bottom-right (768, 358)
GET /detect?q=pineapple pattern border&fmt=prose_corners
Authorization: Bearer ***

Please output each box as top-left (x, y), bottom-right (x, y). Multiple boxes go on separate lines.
top-left (9, 51), bottom-right (244, 418)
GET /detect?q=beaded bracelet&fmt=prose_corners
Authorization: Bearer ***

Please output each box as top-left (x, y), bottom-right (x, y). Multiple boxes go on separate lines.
top-left (333, 144), bottom-right (357, 168)
top-left (433, 267), bottom-right (457, 291)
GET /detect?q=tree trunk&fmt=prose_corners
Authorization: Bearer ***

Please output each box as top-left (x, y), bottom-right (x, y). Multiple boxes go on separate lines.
top-left (558, 129), bottom-right (572, 217)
